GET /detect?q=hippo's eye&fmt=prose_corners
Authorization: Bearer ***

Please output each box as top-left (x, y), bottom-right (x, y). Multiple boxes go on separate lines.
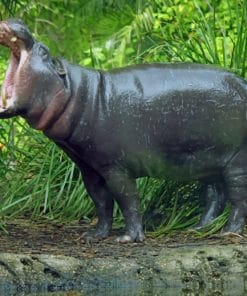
top-left (38, 46), bottom-right (49, 60)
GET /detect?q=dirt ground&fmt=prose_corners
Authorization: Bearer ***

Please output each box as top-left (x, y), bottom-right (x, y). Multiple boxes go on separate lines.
top-left (0, 219), bottom-right (246, 259)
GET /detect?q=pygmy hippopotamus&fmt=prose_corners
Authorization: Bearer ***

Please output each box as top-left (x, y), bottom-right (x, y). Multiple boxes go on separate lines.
top-left (0, 19), bottom-right (247, 243)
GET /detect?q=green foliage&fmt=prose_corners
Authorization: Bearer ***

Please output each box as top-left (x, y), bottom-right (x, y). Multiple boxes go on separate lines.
top-left (141, 179), bottom-right (200, 233)
top-left (0, 0), bottom-right (246, 235)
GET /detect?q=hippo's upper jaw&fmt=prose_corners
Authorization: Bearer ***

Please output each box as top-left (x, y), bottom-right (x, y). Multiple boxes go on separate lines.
top-left (0, 20), bottom-right (34, 117)
top-left (0, 19), bottom-right (71, 129)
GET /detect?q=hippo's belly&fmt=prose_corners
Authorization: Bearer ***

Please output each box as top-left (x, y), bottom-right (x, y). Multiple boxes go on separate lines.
top-left (116, 141), bottom-right (237, 181)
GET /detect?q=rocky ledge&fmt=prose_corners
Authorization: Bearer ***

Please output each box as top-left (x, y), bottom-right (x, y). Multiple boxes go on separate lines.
top-left (0, 244), bottom-right (246, 295)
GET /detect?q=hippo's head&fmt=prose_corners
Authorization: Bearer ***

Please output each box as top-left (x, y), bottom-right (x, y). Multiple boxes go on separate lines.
top-left (0, 19), bottom-right (71, 130)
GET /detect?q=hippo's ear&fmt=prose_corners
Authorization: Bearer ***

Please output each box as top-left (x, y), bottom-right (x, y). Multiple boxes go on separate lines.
top-left (52, 58), bottom-right (66, 75)
top-left (52, 58), bottom-right (70, 90)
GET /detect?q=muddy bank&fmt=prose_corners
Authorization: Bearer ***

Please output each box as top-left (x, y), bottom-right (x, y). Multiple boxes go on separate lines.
top-left (0, 244), bottom-right (246, 295)
top-left (0, 220), bottom-right (246, 295)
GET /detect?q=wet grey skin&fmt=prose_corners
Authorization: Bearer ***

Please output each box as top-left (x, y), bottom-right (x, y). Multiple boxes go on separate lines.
top-left (0, 19), bottom-right (247, 243)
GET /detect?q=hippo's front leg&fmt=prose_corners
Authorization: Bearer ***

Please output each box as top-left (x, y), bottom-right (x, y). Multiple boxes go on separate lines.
top-left (80, 164), bottom-right (114, 239)
top-left (105, 170), bottom-right (144, 243)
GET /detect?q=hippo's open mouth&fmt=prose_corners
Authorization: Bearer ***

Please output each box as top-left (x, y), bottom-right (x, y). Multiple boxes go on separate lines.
top-left (0, 21), bottom-right (30, 110)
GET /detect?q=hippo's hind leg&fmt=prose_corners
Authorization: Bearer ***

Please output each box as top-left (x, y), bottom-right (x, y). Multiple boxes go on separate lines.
top-left (194, 182), bottom-right (227, 229)
top-left (223, 148), bottom-right (247, 234)
top-left (80, 164), bottom-right (114, 239)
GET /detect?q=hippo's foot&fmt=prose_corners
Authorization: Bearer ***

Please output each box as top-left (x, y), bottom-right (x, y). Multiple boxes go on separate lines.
top-left (191, 222), bottom-right (207, 231)
top-left (116, 227), bottom-right (145, 243)
top-left (221, 207), bottom-right (246, 235)
top-left (189, 218), bottom-right (214, 231)
top-left (191, 217), bottom-right (216, 230)
top-left (221, 220), bottom-right (245, 235)
top-left (191, 183), bottom-right (227, 231)
top-left (83, 223), bottom-right (111, 241)
top-left (192, 207), bottom-right (225, 231)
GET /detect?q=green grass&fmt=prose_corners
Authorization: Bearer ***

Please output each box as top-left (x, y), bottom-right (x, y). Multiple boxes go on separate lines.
top-left (0, 124), bottom-right (94, 223)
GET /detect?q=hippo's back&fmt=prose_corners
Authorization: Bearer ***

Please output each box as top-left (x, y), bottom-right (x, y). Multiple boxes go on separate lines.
top-left (89, 63), bottom-right (247, 178)
top-left (106, 63), bottom-right (247, 104)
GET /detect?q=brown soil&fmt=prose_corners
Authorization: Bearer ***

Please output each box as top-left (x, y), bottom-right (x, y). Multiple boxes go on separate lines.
top-left (0, 219), bottom-right (246, 259)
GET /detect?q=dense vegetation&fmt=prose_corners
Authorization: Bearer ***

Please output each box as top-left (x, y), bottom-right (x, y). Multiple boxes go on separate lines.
top-left (0, 0), bottom-right (246, 236)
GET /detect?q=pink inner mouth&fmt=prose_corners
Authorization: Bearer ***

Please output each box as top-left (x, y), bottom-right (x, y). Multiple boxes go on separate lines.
top-left (4, 53), bottom-right (19, 99)
top-left (0, 22), bottom-right (21, 108)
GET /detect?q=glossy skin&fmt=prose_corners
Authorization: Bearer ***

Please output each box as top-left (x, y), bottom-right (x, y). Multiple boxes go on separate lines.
top-left (1, 20), bottom-right (247, 242)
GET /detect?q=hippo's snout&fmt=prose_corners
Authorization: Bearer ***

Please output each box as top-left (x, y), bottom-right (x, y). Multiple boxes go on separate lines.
top-left (0, 19), bottom-right (34, 57)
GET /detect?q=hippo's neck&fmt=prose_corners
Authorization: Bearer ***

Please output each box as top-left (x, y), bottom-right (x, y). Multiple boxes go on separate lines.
top-left (23, 59), bottom-right (72, 133)
top-left (32, 89), bottom-right (71, 131)
top-left (44, 63), bottom-right (105, 143)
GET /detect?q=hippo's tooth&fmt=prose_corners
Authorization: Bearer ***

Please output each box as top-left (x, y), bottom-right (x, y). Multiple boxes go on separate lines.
top-left (10, 36), bottom-right (17, 42)
top-left (1, 87), bottom-right (7, 109)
